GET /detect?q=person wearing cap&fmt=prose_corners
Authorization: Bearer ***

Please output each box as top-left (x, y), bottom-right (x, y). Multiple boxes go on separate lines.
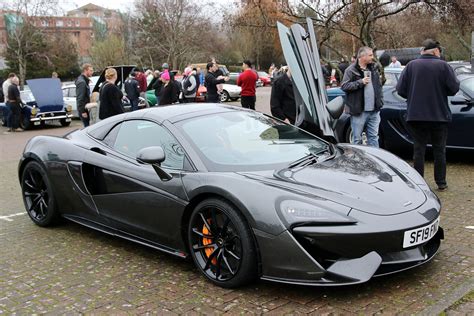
top-left (341, 46), bottom-right (384, 147)
top-left (158, 71), bottom-right (175, 106)
top-left (396, 39), bottom-right (460, 191)
top-left (237, 60), bottom-right (258, 110)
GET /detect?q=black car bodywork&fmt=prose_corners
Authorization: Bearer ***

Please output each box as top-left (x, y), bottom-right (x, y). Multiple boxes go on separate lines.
top-left (19, 19), bottom-right (443, 288)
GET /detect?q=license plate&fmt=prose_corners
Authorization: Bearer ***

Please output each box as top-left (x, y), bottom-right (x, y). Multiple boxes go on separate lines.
top-left (403, 217), bottom-right (440, 248)
top-left (34, 121), bottom-right (40, 126)
top-left (66, 118), bottom-right (71, 122)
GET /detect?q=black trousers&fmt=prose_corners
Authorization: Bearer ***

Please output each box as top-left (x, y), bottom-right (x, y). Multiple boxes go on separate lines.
top-left (241, 95), bottom-right (256, 110)
top-left (207, 94), bottom-right (220, 103)
top-left (407, 121), bottom-right (448, 186)
top-left (8, 102), bottom-right (20, 129)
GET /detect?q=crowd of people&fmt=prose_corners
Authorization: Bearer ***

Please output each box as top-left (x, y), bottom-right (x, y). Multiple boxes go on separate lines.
top-left (1, 38), bottom-right (460, 190)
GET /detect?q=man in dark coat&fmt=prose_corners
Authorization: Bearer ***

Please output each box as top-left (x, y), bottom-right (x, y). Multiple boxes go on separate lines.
top-left (124, 72), bottom-right (140, 111)
top-left (341, 46), bottom-right (383, 147)
top-left (270, 67), bottom-right (296, 124)
top-left (205, 62), bottom-right (228, 103)
top-left (396, 39), bottom-right (460, 191)
top-left (75, 63), bottom-right (93, 127)
top-left (6, 76), bottom-right (23, 132)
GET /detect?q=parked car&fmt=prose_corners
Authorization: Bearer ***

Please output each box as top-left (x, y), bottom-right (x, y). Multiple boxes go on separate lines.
top-left (257, 71), bottom-right (271, 86)
top-left (219, 84), bottom-right (241, 102)
top-left (0, 78), bottom-right (73, 129)
top-left (228, 72), bottom-right (263, 88)
top-left (328, 67), bottom-right (474, 151)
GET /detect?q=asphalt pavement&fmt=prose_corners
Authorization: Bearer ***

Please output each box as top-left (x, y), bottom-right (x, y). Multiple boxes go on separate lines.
top-left (0, 86), bottom-right (473, 314)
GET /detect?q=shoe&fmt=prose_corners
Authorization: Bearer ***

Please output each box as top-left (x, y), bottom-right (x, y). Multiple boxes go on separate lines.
top-left (437, 185), bottom-right (448, 192)
top-left (14, 128), bottom-right (24, 132)
top-left (6, 128), bottom-right (12, 132)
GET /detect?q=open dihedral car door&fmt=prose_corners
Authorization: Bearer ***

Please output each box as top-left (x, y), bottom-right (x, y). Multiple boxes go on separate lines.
top-left (277, 18), bottom-right (341, 141)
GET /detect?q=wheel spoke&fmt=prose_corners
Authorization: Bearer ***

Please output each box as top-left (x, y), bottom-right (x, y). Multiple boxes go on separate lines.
top-left (24, 192), bottom-right (40, 198)
top-left (40, 198), bottom-right (48, 214)
top-left (215, 248), bottom-right (223, 280)
top-left (24, 180), bottom-right (38, 192)
top-left (192, 227), bottom-right (213, 238)
top-left (28, 195), bottom-right (42, 213)
top-left (225, 249), bottom-right (241, 261)
top-left (221, 218), bottom-right (230, 235)
top-left (192, 243), bottom-right (217, 251)
top-left (204, 247), bottom-right (219, 271)
top-left (222, 253), bottom-right (235, 275)
top-left (199, 213), bottom-right (213, 235)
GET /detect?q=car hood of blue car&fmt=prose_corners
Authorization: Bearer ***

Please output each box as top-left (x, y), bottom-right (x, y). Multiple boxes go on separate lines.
top-left (26, 78), bottom-right (64, 109)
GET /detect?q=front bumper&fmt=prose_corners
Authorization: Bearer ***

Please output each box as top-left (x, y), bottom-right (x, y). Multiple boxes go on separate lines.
top-left (31, 112), bottom-right (73, 122)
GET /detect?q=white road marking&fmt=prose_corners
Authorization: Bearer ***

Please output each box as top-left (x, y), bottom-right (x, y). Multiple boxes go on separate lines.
top-left (466, 226), bottom-right (474, 230)
top-left (0, 212), bottom-right (26, 222)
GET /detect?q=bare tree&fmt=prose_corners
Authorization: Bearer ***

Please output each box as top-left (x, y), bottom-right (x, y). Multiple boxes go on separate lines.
top-left (90, 35), bottom-right (127, 71)
top-left (2, 0), bottom-right (59, 85)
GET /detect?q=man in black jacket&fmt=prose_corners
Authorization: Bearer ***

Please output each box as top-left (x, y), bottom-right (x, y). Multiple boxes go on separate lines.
top-left (75, 63), bottom-right (93, 127)
top-left (270, 67), bottom-right (296, 124)
top-left (205, 62), bottom-right (228, 103)
top-left (124, 72), bottom-right (140, 111)
top-left (396, 39), bottom-right (460, 191)
top-left (341, 46), bottom-right (383, 147)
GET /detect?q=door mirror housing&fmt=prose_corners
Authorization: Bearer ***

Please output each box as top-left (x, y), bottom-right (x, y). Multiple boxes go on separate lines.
top-left (326, 96), bottom-right (344, 120)
top-left (451, 95), bottom-right (471, 105)
top-left (136, 146), bottom-right (172, 181)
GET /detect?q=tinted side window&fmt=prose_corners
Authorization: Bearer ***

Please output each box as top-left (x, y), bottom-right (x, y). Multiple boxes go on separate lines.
top-left (112, 120), bottom-right (185, 170)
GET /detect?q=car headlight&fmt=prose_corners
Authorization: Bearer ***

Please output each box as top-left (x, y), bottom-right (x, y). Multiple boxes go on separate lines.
top-left (31, 107), bottom-right (38, 116)
top-left (278, 200), bottom-right (356, 227)
top-left (66, 105), bottom-right (72, 112)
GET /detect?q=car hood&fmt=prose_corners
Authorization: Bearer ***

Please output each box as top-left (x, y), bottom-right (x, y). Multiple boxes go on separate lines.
top-left (26, 78), bottom-right (63, 108)
top-left (239, 145), bottom-right (427, 216)
top-left (92, 65), bottom-right (136, 93)
top-left (277, 18), bottom-right (337, 140)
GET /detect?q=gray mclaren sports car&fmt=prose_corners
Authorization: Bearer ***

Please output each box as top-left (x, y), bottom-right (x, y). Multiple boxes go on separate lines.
top-left (19, 20), bottom-right (443, 288)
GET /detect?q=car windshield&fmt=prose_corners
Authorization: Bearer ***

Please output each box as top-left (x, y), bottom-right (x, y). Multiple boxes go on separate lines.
top-left (461, 77), bottom-right (474, 97)
top-left (258, 72), bottom-right (268, 77)
top-left (178, 110), bottom-right (328, 171)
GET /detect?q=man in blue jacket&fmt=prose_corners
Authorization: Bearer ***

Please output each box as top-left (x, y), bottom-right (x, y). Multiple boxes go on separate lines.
top-left (396, 39), bottom-right (460, 191)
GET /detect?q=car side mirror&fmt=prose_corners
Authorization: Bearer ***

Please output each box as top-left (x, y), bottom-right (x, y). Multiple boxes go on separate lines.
top-left (326, 96), bottom-right (344, 120)
top-left (451, 95), bottom-right (471, 105)
top-left (136, 146), bottom-right (172, 181)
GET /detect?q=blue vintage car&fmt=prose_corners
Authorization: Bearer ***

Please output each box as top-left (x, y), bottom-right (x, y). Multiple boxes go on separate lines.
top-left (0, 78), bottom-right (73, 129)
top-left (328, 67), bottom-right (474, 151)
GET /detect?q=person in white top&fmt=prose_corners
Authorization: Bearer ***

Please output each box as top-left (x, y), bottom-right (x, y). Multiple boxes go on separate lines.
top-left (388, 56), bottom-right (402, 68)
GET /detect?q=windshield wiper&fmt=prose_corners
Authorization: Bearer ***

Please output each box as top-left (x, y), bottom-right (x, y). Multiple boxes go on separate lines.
top-left (287, 144), bottom-right (335, 169)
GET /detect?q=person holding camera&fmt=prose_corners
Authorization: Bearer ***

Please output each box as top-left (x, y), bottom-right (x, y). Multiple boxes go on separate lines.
top-left (341, 46), bottom-right (383, 147)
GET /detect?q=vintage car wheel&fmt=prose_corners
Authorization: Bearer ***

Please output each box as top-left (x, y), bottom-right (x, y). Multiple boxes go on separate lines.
top-left (188, 198), bottom-right (258, 288)
top-left (19, 114), bottom-right (31, 130)
top-left (220, 91), bottom-right (230, 103)
top-left (60, 119), bottom-right (71, 127)
top-left (21, 161), bottom-right (59, 227)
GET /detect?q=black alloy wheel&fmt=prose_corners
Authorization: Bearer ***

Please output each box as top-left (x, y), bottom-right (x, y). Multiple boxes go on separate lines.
top-left (21, 161), bottom-right (58, 226)
top-left (188, 198), bottom-right (257, 288)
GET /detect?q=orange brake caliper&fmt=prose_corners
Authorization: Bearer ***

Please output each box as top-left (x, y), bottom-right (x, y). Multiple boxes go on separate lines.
top-left (202, 220), bottom-right (217, 265)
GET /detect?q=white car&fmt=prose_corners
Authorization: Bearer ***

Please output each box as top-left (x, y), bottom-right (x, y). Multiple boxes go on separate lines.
top-left (219, 84), bottom-right (241, 102)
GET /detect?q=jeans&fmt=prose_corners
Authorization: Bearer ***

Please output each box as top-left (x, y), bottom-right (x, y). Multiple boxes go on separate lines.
top-left (80, 112), bottom-right (90, 127)
top-left (407, 121), bottom-right (448, 187)
top-left (350, 110), bottom-right (380, 147)
top-left (4, 102), bottom-right (11, 127)
top-left (130, 98), bottom-right (139, 111)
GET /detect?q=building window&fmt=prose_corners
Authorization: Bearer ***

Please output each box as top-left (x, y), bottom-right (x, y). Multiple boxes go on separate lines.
top-left (41, 20), bottom-right (49, 27)
top-left (56, 20), bottom-right (63, 27)
top-left (75, 20), bottom-right (80, 27)
top-left (67, 20), bottom-right (72, 27)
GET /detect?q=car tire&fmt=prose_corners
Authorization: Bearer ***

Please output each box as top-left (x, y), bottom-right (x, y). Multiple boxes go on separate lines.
top-left (19, 114), bottom-right (31, 130)
top-left (60, 119), bottom-right (71, 127)
top-left (220, 91), bottom-right (230, 103)
top-left (21, 161), bottom-right (59, 227)
top-left (188, 198), bottom-right (258, 288)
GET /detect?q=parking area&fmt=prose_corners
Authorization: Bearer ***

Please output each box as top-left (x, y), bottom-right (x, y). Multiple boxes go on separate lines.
top-left (0, 88), bottom-right (473, 314)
